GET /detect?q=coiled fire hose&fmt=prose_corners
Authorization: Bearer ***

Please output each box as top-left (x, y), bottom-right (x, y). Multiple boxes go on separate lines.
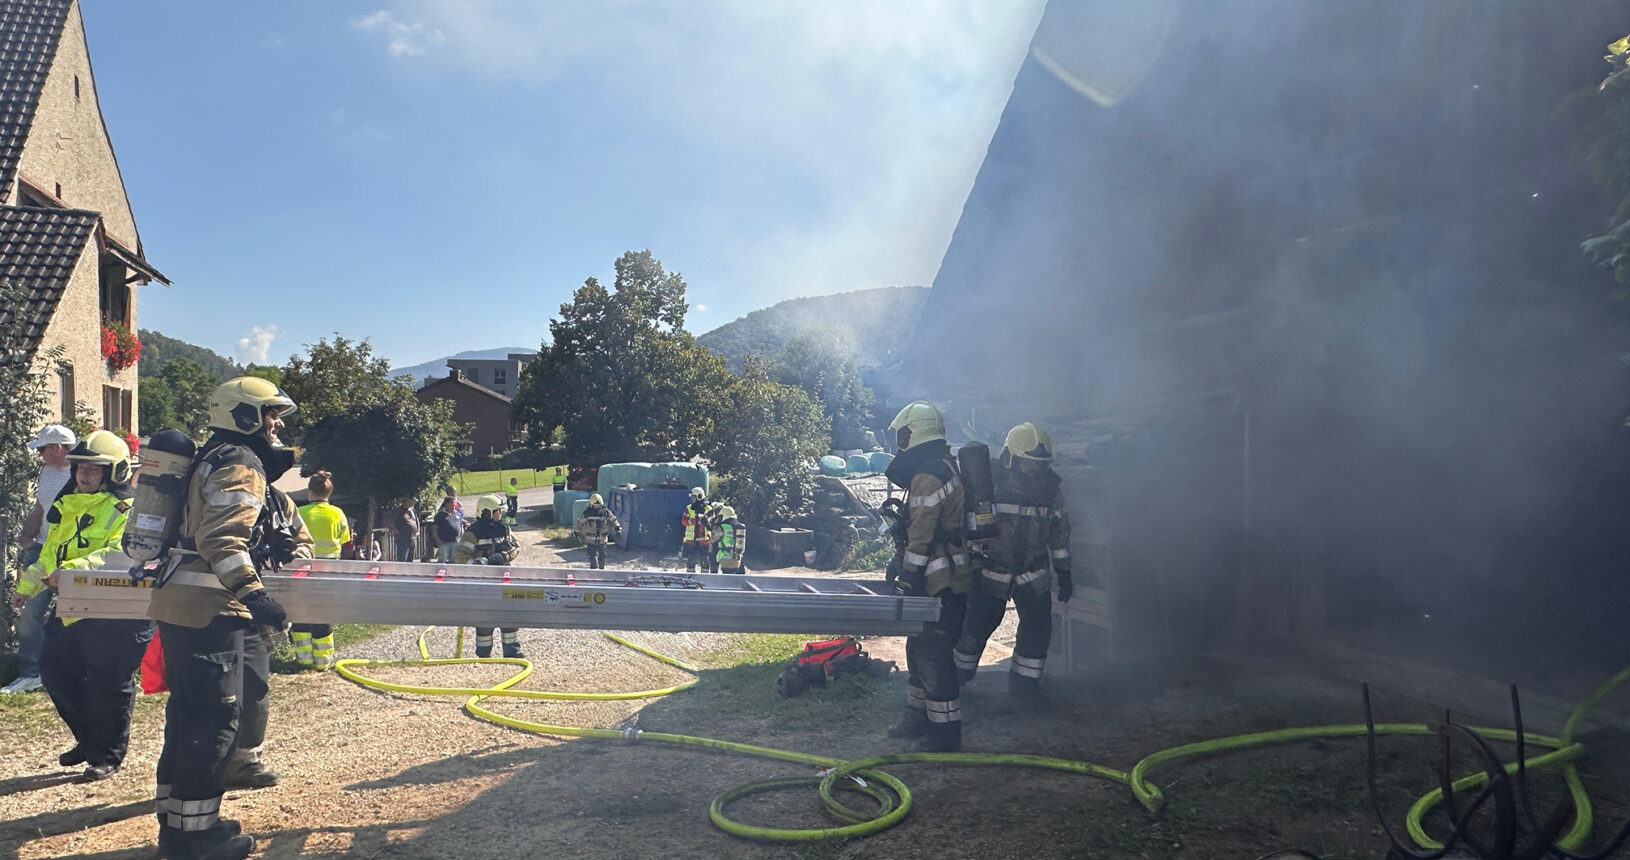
top-left (333, 631), bottom-right (1628, 847)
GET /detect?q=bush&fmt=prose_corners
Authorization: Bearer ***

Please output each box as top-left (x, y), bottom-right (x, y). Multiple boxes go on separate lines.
top-left (471, 445), bottom-right (567, 472)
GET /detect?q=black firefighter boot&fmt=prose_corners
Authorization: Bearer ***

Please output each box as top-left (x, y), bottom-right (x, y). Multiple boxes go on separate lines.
top-left (1008, 672), bottom-right (1048, 710)
top-left (158, 822), bottom-right (253, 860)
top-left (221, 750), bottom-right (279, 789)
top-left (912, 719), bottom-right (962, 753)
top-left (885, 707), bottom-right (929, 739)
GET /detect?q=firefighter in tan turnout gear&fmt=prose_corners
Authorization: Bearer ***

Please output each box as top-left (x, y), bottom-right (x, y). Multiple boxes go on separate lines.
top-left (954, 423), bottom-right (1073, 706)
top-left (882, 401), bottom-right (971, 752)
top-left (455, 494), bottom-right (524, 657)
top-left (149, 377), bottom-right (312, 860)
top-left (573, 493), bottom-right (620, 569)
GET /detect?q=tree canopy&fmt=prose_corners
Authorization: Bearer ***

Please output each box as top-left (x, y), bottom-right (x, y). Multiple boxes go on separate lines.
top-left (771, 336), bottom-right (875, 451)
top-left (300, 397), bottom-right (463, 539)
top-left (138, 357), bottom-right (219, 438)
top-left (707, 355), bottom-right (827, 525)
top-left (278, 335), bottom-right (415, 445)
top-left (1575, 35), bottom-right (1630, 287)
top-left (513, 251), bottom-right (732, 463)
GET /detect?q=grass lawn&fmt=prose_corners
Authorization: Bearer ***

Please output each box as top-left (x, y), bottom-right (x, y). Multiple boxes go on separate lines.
top-left (448, 466), bottom-right (567, 496)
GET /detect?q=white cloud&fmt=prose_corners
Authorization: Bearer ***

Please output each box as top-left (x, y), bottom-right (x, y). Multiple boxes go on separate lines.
top-left (351, 10), bottom-right (444, 57)
top-left (693, 304), bottom-right (708, 312)
top-left (351, 2), bottom-right (1045, 301)
top-left (236, 325), bottom-right (279, 364)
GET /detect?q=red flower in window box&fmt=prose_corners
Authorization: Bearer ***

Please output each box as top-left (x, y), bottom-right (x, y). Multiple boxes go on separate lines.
top-left (100, 318), bottom-right (141, 371)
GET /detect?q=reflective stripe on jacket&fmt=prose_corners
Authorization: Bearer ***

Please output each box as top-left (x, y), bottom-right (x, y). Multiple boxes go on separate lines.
top-left (18, 490), bottom-right (129, 596)
top-left (296, 501), bottom-right (351, 559)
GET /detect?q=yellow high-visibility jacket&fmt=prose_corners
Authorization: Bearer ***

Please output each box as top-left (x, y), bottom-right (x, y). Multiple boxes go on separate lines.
top-left (17, 490), bottom-right (128, 597)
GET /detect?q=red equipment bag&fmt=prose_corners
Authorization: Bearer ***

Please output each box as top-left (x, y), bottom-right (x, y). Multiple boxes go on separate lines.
top-left (776, 637), bottom-right (892, 697)
top-left (140, 630), bottom-right (167, 694)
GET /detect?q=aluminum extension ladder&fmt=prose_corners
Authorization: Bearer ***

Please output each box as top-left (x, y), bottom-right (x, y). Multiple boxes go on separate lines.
top-left (55, 559), bottom-right (942, 636)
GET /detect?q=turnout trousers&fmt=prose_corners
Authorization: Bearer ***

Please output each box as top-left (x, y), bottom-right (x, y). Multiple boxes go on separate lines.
top-left (904, 588), bottom-right (968, 727)
top-left (585, 543), bottom-right (607, 569)
top-left (682, 542), bottom-right (713, 572)
top-left (155, 617), bottom-right (269, 835)
top-left (41, 617), bottom-right (154, 768)
top-left (954, 567), bottom-right (1054, 681)
top-left (474, 627), bottom-right (522, 658)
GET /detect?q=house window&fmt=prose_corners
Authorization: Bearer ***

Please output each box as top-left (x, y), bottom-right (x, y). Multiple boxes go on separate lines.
top-left (99, 259), bottom-right (130, 324)
top-left (54, 182), bottom-right (61, 199)
top-left (102, 384), bottom-right (132, 432)
top-left (73, 75), bottom-right (79, 100)
top-left (57, 363), bottom-right (74, 422)
top-left (493, 368), bottom-right (507, 386)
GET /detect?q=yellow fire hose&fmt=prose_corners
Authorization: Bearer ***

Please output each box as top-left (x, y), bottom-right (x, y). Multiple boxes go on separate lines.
top-left (332, 630), bottom-right (1627, 848)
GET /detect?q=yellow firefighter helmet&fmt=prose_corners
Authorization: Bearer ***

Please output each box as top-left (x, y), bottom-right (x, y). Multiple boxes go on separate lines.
top-left (719, 506), bottom-right (736, 520)
top-left (68, 429), bottom-right (132, 485)
top-left (589, 493), bottom-right (604, 505)
top-left (208, 376), bottom-right (296, 435)
top-left (889, 400), bottom-right (946, 451)
top-left (690, 486), bottom-right (706, 500)
top-left (476, 493), bottom-right (505, 517)
top-left (1001, 422), bottom-right (1054, 464)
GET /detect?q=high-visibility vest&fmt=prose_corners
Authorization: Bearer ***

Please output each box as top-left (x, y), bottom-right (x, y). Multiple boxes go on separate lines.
top-left (297, 501), bottom-right (351, 559)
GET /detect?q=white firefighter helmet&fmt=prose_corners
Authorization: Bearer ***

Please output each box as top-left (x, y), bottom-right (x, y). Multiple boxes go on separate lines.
top-left (1002, 422), bottom-right (1054, 464)
top-left (476, 493), bottom-right (505, 517)
top-left (889, 400), bottom-right (946, 451)
top-left (690, 486), bottom-right (706, 501)
top-left (68, 429), bottom-right (132, 485)
top-left (589, 493), bottom-right (604, 505)
top-left (208, 376), bottom-right (296, 436)
top-left (719, 505), bottom-right (736, 520)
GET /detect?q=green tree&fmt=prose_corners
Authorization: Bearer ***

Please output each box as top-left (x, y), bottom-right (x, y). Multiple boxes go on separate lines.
top-left (707, 355), bottom-right (828, 526)
top-left (0, 284), bottom-right (64, 652)
top-left (513, 251), bottom-right (733, 464)
top-left (770, 336), bottom-right (875, 450)
top-left (163, 357), bottom-right (220, 437)
top-left (243, 364), bottom-right (283, 386)
top-left (1574, 35), bottom-right (1630, 286)
top-left (278, 335), bottom-right (414, 444)
top-left (300, 398), bottom-right (464, 542)
top-left (138, 375), bottom-right (177, 434)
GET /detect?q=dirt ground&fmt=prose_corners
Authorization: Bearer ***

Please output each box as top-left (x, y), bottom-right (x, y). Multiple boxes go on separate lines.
top-left (3, 504), bottom-right (1629, 859)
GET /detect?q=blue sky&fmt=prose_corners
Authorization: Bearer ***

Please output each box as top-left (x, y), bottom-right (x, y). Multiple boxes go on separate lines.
top-left (83, 2), bottom-right (1043, 369)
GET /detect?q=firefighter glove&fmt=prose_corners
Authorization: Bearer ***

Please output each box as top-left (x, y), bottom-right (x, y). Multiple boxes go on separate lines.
top-left (242, 588), bottom-right (289, 631)
top-left (1056, 570), bottom-right (1074, 604)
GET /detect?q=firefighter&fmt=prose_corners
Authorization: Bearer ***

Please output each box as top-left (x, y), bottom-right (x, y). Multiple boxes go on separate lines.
top-left (680, 486), bottom-right (713, 572)
top-left (455, 494), bottom-right (524, 658)
top-left (953, 423), bottom-right (1073, 706)
top-left (706, 501), bottom-right (725, 572)
top-left (573, 493), bottom-right (619, 570)
top-left (293, 471), bottom-right (351, 670)
top-left (715, 505), bottom-right (747, 574)
top-left (150, 376), bottom-right (312, 860)
top-left (882, 401), bottom-right (971, 752)
top-left (31, 431), bottom-right (153, 783)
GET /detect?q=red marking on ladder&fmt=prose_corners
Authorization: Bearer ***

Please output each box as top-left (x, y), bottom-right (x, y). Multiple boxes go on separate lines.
top-left (290, 563), bottom-right (312, 578)
top-left (364, 566), bottom-right (380, 580)
top-left (501, 569), bottom-right (512, 584)
top-left (434, 568), bottom-right (446, 582)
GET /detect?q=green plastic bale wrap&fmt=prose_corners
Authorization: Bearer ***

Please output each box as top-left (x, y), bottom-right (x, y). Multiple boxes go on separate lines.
top-left (571, 497), bottom-right (592, 526)
top-left (552, 490), bottom-right (587, 525)
top-left (845, 454), bottom-right (871, 474)
top-left (818, 455), bottom-right (846, 477)
top-left (647, 462), bottom-right (708, 493)
top-left (868, 451), bottom-right (894, 472)
top-left (596, 463), bottom-right (653, 500)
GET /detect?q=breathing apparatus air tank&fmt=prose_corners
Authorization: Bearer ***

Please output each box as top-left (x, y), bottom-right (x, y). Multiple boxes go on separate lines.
top-left (957, 441), bottom-right (998, 541)
top-left (124, 428), bottom-right (197, 563)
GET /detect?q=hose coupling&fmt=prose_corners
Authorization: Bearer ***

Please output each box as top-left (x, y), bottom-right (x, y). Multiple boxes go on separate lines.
top-left (622, 727), bottom-right (643, 744)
